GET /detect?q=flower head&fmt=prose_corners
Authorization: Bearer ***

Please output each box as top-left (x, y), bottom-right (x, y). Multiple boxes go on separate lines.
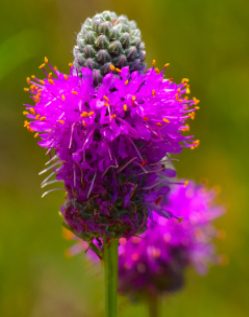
top-left (118, 181), bottom-right (225, 299)
top-left (24, 59), bottom-right (198, 240)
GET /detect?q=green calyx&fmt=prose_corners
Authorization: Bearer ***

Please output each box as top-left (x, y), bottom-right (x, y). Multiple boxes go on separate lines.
top-left (73, 10), bottom-right (146, 85)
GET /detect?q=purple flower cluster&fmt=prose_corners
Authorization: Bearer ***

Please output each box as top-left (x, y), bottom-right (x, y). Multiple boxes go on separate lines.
top-left (118, 181), bottom-right (224, 298)
top-left (24, 59), bottom-right (198, 240)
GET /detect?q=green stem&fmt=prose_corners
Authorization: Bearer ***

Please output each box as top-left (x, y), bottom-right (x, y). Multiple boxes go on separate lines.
top-left (103, 239), bottom-right (118, 317)
top-left (148, 296), bottom-right (159, 317)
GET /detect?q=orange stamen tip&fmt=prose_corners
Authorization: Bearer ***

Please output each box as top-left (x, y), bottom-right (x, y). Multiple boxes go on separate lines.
top-left (155, 68), bottom-right (160, 74)
top-left (152, 59), bottom-right (156, 67)
top-left (48, 72), bottom-right (53, 79)
top-left (54, 66), bottom-right (58, 71)
top-left (71, 91), bottom-right (78, 95)
top-left (115, 67), bottom-right (121, 73)
top-left (177, 88), bottom-right (181, 93)
top-left (195, 106), bottom-right (200, 110)
top-left (24, 88), bottom-right (29, 92)
top-left (184, 180), bottom-right (189, 187)
top-left (186, 88), bottom-right (191, 94)
top-left (26, 77), bottom-right (31, 84)
top-left (125, 80), bottom-right (129, 85)
top-left (39, 63), bottom-right (46, 69)
top-left (193, 97), bottom-right (200, 105)
top-left (44, 57), bottom-right (48, 63)
top-left (81, 112), bottom-right (88, 118)
top-left (178, 217), bottom-right (184, 223)
top-left (152, 89), bottom-right (156, 97)
top-left (23, 111), bottom-right (29, 115)
top-left (175, 94), bottom-right (180, 101)
top-left (82, 121), bottom-right (87, 127)
top-left (104, 95), bottom-right (109, 102)
top-left (35, 114), bottom-right (40, 119)
top-left (68, 63), bottom-right (73, 67)
top-left (39, 80), bottom-right (45, 85)
top-left (164, 63), bottom-right (170, 68)
top-left (40, 117), bottom-right (46, 121)
top-left (58, 120), bottom-right (65, 124)
top-left (111, 114), bottom-right (116, 119)
top-left (31, 75), bottom-right (36, 79)
top-left (132, 96), bottom-right (136, 101)
top-left (24, 120), bottom-right (29, 127)
top-left (48, 79), bottom-right (54, 85)
top-left (63, 74), bottom-right (68, 80)
top-left (156, 122), bottom-right (162, 126)
top-left (34, 133), bottom-right (39, 138)
top-left (62, 95), bottom-right (66, 101)
top-left (141, 160), bottom-right (147, 166)
top-left (155, 197), bottom-right (162, 205)
top-left (189, 112), bottom-right (195, 120)
top-left (181, 78), bottom-right (189, 84)
top-left (30, 107), bottom-right (36, 115)
top-left (110, 65), bottom-right (115, 71)
top-left (123, 104), bottom-right (127, 111)
top-left (163, 118), bottom-right (170, 123)
top-left (88, 111), bottom-right (94, 116)
top-left (143, 116), bottom-right (149, 121)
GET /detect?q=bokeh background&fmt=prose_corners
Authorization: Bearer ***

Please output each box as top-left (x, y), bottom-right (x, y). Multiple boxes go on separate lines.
top-left (0, 0), bottom-right (248, 316)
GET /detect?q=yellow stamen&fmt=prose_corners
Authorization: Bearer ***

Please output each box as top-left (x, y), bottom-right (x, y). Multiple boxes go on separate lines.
top-left (175, 94), bottom-right (180, 101)
top-left (163, 118), bottom-right (170, 123)
top-left (30, 108), bottom-right (36, 115)
top-left (104, 103), bottom-right (109, 107)
top-left (189, 112), bottom-right (195, 120)
top-left (27, 126), bottom-right (34, 132)
top-left (88, 111), bottom-right (94, 116)
top-left (34, 133), bottom-right (39, 138)
top-left (68, 63), bottom-right (73, 67)
top-left (26, 77), bottom-right (31, 85)
top-left (195, 106), bottom-right (200, 110)
top-left (44, 57), bottom-right (48, 63)
top-left (104, 95), bottom-right (109, 102)
top-left (23, 111), bottom-right (29, 115)
top-left (35, 114), bottom-right (40, 119)
top-left (111, 114), bottom-right (116, 119)
top-left (63, 74), bottom-right (68, 80)
top-left (62, 94), bottom-right (66, 100)
top-left (184, 180), bottom-right (189, 187)
top-left (177, 88), bottom-right (181, 94)
top-left (110, 65), bottom-right (115, 71)
top-left (48, 73), bottom-right (53, 79)
top-left (39, 63), bottom-right (46, 69)
top-left (81, 112), bottom-right (88, 118)
top-left (152, 90), bottom-right (156, 97)
top-left (152, 59), bottom-right (156, 67)
top-left (193, 97), bottom-right (200, 105)
top-left (115, 67), bottom-right (121, 73)
top-left (164, 63), bottom-right (170, 68)
top-left (186, 87), bottom-right (191, 94)
top-left (58, 120), bottom-right (65, 124)
top-left (54, 66), bottom-right (58, 71)
top-left (39, 80), bottom-right (45, 85)
top-left (40, 117), bottom-right (46, 121)
top-left (125, 80), bottom-right (129, 85)
top-left (82, 121), bottom-right (87, 128)
top-left (132, 96), bottom-right (136, 101)
top-left (143, 116), bottom-right (149, 121)
top-left (71, 91), bottom-right (78, 95)
top-left (123, 104), bottom-right (127, 111)
top-left (181, 78), bottom-right (189, 84)
top-left (24, 120), bottom-right (29, 127)
top-left (31, 75), bottom-right (36, 79)
top-left (178, 217), bottom-right (183, 223)
top-left (156, 122), bottom-right (162, 126)
top-left (48, 79), bottom-right (54, 85)
top-left (24, 88), bottom-right (29, 92)
top-left (155, 67), bottom-right (160, 74)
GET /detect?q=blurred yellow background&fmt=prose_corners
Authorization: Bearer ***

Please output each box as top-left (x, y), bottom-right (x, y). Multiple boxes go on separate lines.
top-left (0, 0), bottom-right (248, 316)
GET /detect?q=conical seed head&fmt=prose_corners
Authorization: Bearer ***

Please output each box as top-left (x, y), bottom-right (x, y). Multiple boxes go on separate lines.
top-left (73, 10), bottom-right (146, 84)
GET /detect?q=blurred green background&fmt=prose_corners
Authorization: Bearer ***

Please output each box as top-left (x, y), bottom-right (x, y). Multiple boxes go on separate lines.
top-left (0, 0), bottom-right (248, 316)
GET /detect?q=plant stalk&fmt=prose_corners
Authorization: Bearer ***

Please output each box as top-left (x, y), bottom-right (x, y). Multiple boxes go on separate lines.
top-left (148, 296), bottom-right (159, 317)
top-left (103, 239), bottom-right (118, 317)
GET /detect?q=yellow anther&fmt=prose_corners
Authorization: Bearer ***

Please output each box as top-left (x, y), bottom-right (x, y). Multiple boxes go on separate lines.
top-left (181, 124), bottom-right (190, 132)
top-left (26, 77), bottom-right (31, 85)
top-left (81, 112), bottom-right (88, 118)
top-left (48, 73), bottom-right (53, 79)
top-left (175, 94), bottom-right (180, 101)
top-left (186, 87), bottom-right (191, 94)
top-left (104, 103), bottom-right (109, 107)
top-left (30, 108), bottom-right (36, 115)
top-left (163, 118), bottom-right (170, 123)
top-left (27, 126), bottom-right (34, 132)
top-left (39, 63), bottom-right (46, 69)
top-left (115, 67), bottom-right (121, 73)
top-left (195, 106), bottom-right (200, 110)
top-left (155, 67), bottom-right (160, 74)
top-left (44, 56), bottom-right (48, 63)
top-left (104, 95), bottom-right (109, 102)
top-left (110, 65), bottom-right (115, 71)
top-left (68, 63), bottom-right (73, 67)
top-left (156, 122), bottom-right (162, 126)
top-left (88, 111), bottom-right (94, 116)
top-left (24, 88), bottom-right (29, 92)
top-left (31, 75), bottom-right (36, 79)
top-left (35, 114), bottom-right (40, 119)
top-left (193, 97), bottom-right (200, 105)
top-left (30, 84), bottom-right (38, 90)
top-left (125, 80), bottom-right (129, 85)
top-left (177, 88), bottom-right (181, 93)
top-left (62, 95), bottom-right (66, 101)
top-left (155, 197), bottom-right (162, 205)
top-left (152, 59), bottom-right (156, 67)
top-left (181, 78), bottom-right (189, 84)
top-left (39, 80), bottom-right (45, 85)
top-left (40, 117), bottom-right (46, 121)
top-left (63, 74), bottom-right (68, 80)
top-left (164, 63), bottom-right (170, 68)
top-left (111, 114), bottom-right (116, 119)
top-left (123, 104), bottom-right (127, 111)
top-left (58, 120), bottom-right (65, 124)
top-left (152, 90), bottom-right (156, 97)
top-left (23, 111), bottom-right (29, 115)
top-left (82, 121), bottom-right (87, 128)
top-left (71, 91), bottom-right (78, 95)
top-left (178, 217), bottom-right (183, 223)
top-left (48, 79), bottom-right (54, 85)
top-left (24, 120), bottom-right (29, 127)
top-left (34, 133), bottom-right (39, 138)
top-left (189, 112), bottom-right (195, 120)
top-left (185, 96), bottom-right (189, 101)
top-left (54, 66), bottom-right (58, 71)
top-left (184, 180), bottom-right (189, 187)
top-left (143, 116), bottom-right (149, 121)
top-left (132, 96), bottom-right (136, 101)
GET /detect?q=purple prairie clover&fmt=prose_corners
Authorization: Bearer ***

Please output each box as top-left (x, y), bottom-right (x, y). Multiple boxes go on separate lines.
top-left (118, 181), bottom-right (225, 299)
top-left (23, 58), bottom-right (199, 241)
